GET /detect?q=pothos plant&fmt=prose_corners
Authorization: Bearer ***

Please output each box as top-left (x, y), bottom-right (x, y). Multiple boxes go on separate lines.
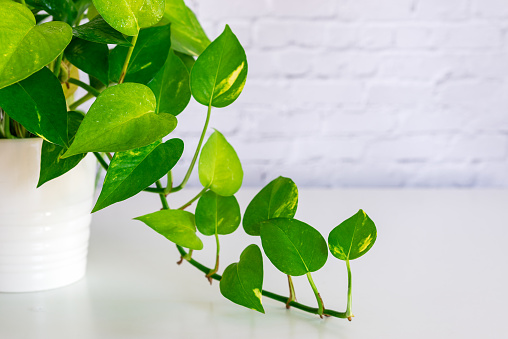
top-left (0, 0), bottom-right (377, 320)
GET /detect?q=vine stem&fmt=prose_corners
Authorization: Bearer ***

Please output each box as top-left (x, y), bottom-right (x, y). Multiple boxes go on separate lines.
top-left (118, 34), bottom-right (139, 84)
top-left (68, 78), bottom-right (101, 97)
top-left (69, 92), bottom-right (94, 110)
top-left (174, 244), bottom-right (346, 319)
top-left (93, 152), bottom-right (109, 170)
top-left (173, 104), bottom-right (212, 193)
top-left (306, 272), bottom-right (325, 317)
top-left (156, 180), bottom-right (170, 210)
top-left (165, 171), bottom-right (173, 195)
top-left (206, 230), bottom-right (220, 284)
top-left (177, 187), bottom-right (207, 210)
top-left (3, 113), bottom-right (14, 139)
top-left (53, 53), bottom-right (64, 78)
top-left (346, 259), bottom-right (353, 321)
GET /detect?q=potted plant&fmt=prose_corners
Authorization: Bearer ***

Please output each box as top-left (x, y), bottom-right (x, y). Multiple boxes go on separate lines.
top-left (0, 0), bottom-right (377, 321)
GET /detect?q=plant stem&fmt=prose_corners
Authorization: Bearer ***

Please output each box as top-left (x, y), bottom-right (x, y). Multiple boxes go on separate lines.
top-left (68, 78), bottom-right (101, 97)
top-left (156, 180), bottom-right (170, 210)
top-left (118, 34), bottom-right (139, 84)
top-left (165, 171), bottom-right (173, 195)
top-left (177, 187), bottom-right (207, 210)
top-left (306, 272), bottom-right (324, 317)
top-left (346, 259), bottom-right (353, 321)
top-left (12, 120), bottom-right (26, 138)
top-left (286, 275), bottom-right (297, 309)
top-left (206, 230), bottom-right (220, 283)
top-left (93, 152), bottom-right (109, 170)
top-left (69, 92), bottom-right (94, 110)
top-left (173, 104), bottom-right (212, 193)
top-left (143, 187), bottom-right (166, 194)
top-left (53, 53), bottom-right (64, 78)
top-left (175, 244), bottom-right (346, 319)
top-left (20, 0), bottom-right (26, 6)
top-left (3, 114), bottom-right (14, 139)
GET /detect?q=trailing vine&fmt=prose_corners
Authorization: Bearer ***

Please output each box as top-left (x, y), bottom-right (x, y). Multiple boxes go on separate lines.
top-left (0, 0), bottom-right (377, 321)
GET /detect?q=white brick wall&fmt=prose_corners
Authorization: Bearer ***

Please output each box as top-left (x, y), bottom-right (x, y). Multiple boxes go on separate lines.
top-left (171, 0), bottom-right (508, 188)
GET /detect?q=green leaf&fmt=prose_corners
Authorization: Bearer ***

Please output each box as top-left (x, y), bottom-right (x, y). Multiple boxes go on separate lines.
top-left (260, 218), bottom-right (328, 276)
top-left (26, 0), bottom-right (78, 25)
top-left (0, 67), bottom-right (68, 147)
top-left (38, 111), bottom-right (87, 187)
top-left (219, 244), bottom-right (264, 313)
top-left (92, 138), bottom-right (184, 212)
top-left (92, 0), bottom-right (165, 36)
top-left (62, 83), bottom-right (177, 157)
top-left (198, 130), bottom-right (243, 196)
top-left (109, 25), bottom-right (172, 85)
top-left (243, 176), bottom-right (298, 236)
top-left (162, 0), bottom-right (210, 56)
top-left (72, 15), bottom-right (132, 46)
top-left (328, 209), bottom-right (377, 261)
top-left (0, 1), bottom-right (73, 89)
top-left (195, 191), bottom-right (241, 236)
top-left (190, 25), bottom-right (247, 108)
top-left (147, 50), bottom-right (191, 116)
top-left (65, 38), bottom-right (109, 85)
top-left (134, 210), bottom-right (203, 250)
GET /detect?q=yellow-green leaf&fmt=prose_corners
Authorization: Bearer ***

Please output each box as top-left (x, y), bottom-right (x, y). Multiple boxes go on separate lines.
top-left (62, 83), bottom-right (177, 157)
top-left (190, 25), bottom-right (247, 108)
top-left (220, 244), bottom-right (264, 313)
top-left (0, 0), bottom-right (72, 89)
top-left (198, 130), bottom-right (243, 196)
top-left (134, 210), bottom-right (203, 250)
top-left (328, 210), bottom-right (377, 261)
top-left (92, 0), bottom-right (165, 36)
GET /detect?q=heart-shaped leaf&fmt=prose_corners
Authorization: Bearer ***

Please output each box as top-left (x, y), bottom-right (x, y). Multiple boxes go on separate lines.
top-left (219, 244), bottom-right (264, 313)
top-left (92, 0), bottom-right (165, 36)
top-left (38, 111), bottom-right (87, 187)
top-left (198, 130), bottom-right (243, 196)
top-left (0, 1), bottom-right (72, 89)
top-left (190, 25), bottom-right (248, 108)
top-left (162, 0), bottom-right (210, 56)
top-left (26, 0), bottom-right (78, 25)
top-left (328, 209), bottom-right (377, 261)
top-left (0, 67), bottom-right (68, 147)
top-left (62, 83), bottom-right (177, 157)
top-left (195, 190), bottom-right (241, 236)
top-left (73, 15), bottom-right (132, 46)
top-left (109, 25), bottom-right (172, 85)
top-left (134, 210), bottom-right (203, 250)
top-left (65, 37), bottom-right (109, 85)
top-left (260, 218), bottom-right (328, 276)
top-left (92, 138), bottom-right (184, 212)
top-left (147, 50), bottom-right (191, 116)
top-left (243, 176), bottom-right (298, 236)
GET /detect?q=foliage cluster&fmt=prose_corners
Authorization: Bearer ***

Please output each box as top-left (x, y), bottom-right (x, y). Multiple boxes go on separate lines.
top-left (0, 0), bottom-right (377, 320)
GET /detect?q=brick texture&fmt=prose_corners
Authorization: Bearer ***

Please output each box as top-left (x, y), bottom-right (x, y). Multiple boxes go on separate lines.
top-left (171, 0), bottom-right (508, 187)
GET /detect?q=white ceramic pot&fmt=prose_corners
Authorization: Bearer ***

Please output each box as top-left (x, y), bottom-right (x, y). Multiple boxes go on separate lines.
top-left (0, 138), bottom-right (96, 292)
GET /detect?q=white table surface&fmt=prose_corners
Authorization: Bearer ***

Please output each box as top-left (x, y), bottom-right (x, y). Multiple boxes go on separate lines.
top-left (1, 189), bottom-right (507, 339)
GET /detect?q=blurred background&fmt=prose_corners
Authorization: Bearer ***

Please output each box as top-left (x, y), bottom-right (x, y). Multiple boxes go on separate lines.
top-left (87, 0), bottom-right (508, 188)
